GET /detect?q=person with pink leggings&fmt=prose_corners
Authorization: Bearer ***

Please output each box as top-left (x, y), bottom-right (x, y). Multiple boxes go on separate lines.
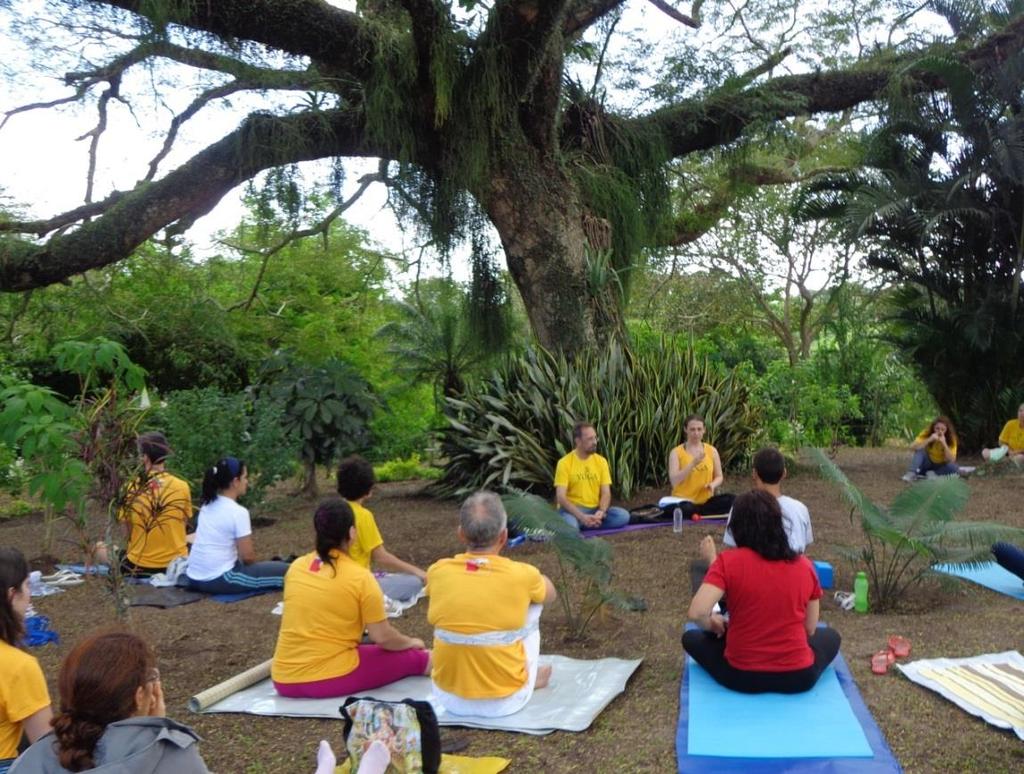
top-left (271, 499), bottom-right (430, 698)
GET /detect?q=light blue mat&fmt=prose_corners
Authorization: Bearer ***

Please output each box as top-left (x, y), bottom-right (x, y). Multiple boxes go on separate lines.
top-left (686, 657), bottom-right (873, 759)
top-left (932, 562), bottom-right (1024, 600)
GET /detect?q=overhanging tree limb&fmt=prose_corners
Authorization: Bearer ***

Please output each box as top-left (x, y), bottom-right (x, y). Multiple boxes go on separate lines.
top-left (0, 109), bottom-right (385, 290)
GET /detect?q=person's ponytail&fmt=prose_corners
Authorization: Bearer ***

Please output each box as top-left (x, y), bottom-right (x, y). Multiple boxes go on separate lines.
top-left (51, 713), bottom-right (107, 772)
top-left (313, 498), bottom-right (354, 575)
top-left (200, 456), bottom-right (244, 506)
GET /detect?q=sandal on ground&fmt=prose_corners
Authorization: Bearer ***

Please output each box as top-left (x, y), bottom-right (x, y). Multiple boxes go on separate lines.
top-left (871, 651), bottom-right (891, 675)
top-left (833, 591), bottom-right (855, 611)
top-left (888, 635), bottom-right (912, 659)
top-left (40, 569), bottom-right (82, 584)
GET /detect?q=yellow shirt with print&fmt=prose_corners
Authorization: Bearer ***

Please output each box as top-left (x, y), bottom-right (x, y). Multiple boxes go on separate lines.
top-left (272, 550), bottom-right (386, 684)
top-left (670, 443), bottom-right (715, 504)
top-left (120, 471), bottom-right (192, 569)
top-left (427, 553), bottom-right (547, 699)
top-left (914, 429), bottom-right (957, 464)
top-left (998, 420), bottom-right (1024, 453)
top-left (0, 640), bottom-right (50, 759)
top-left (346, 500), bottom-right (384, 570)
top-left (553, 451), bottom-right (612, 509)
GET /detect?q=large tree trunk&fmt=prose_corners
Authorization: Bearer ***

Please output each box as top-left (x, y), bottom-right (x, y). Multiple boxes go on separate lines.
top-left (483, 157), bottom-right (624, 352)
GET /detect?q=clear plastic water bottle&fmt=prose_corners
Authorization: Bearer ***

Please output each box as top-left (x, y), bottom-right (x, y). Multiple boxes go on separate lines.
top-left (854, 571), bottom-right (869, 613)
top-left (672, 507), bottom-right (684, 533)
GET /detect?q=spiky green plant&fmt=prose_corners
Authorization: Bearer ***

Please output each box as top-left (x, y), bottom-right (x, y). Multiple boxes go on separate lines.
top-left (501, 493), bottom-right (644, 641)
top-left (811, 448), bottom-right (1024, 610)
top-left (432, 340), bottom-right (758, 499)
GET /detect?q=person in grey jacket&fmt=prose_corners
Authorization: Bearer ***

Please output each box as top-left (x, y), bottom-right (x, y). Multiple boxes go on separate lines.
top-left (11, 631), bottom-right (208, 773)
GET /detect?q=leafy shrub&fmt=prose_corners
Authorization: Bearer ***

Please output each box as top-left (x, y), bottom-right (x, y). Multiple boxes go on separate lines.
top-left (153, 387), bottom-right (297, 511)
top-left (258, 354), bottom-right (376, 495)
top-left (0, 498), bottom-right (34, 520)
top-left (373, 454), bottom-right (442, 483)
top-left (433, 341), bottom-right (758, 498)
top-left (813, 449), bottom-right (1024, 610)
top-left (502, 494), bottom-right (644, 640)
top-left (369, 383), bottom-right (438, 461)
top-left (0, 443), bottom-right (27, 496)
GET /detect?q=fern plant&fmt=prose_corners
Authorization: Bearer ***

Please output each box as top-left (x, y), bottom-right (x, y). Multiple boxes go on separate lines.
top-left (812, 448), bottom-right (1024, 610)
top-left (501, 494), bottom-right (645, 641)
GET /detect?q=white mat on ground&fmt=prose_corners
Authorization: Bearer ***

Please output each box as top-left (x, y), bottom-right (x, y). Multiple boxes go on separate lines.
top-left (195, 654), bottom-right (641, 735)
top-left (896, 650), bottom-right (1024, 740)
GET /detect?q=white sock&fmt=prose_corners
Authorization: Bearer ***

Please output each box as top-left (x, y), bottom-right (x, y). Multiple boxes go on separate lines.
top-left (356, 740), bottom-right (392, 774)
top-left (313, 740), bottom-right (336, 774)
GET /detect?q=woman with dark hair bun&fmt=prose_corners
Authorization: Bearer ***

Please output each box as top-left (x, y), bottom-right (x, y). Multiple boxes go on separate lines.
top-left (184, 457), bottom-right (288, 595)
top-left (11, 631), bottom-right (208, 773)
top-left (682, 490), bottom-right (841, 694)
top-left (0, 548), bottom-right (51, 774)
top-left (271, 498), bottom-right (430, 698)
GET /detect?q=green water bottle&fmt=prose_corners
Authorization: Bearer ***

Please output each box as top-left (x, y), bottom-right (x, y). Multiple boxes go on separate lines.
top-left (854, 571), bottom-right (869, 613)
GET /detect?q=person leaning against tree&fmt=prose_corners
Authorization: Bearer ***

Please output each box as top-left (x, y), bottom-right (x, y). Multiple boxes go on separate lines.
top-left (553, 422), bottom-right (630, 533)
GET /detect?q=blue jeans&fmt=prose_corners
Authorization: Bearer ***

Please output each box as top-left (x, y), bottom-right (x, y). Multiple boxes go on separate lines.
top-left (908, 449), bottom-right (958, 476)
top-left (992, 542), bottom-right (1024, 583)
top-left (559, 505), bottom-right (631, 532)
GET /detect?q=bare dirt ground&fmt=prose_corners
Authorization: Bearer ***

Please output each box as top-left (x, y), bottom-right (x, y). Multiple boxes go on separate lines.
top-left (2, 447), bottom-right (1022, 773)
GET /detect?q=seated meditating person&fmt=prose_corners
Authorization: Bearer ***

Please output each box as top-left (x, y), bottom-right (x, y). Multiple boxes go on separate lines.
top-left (982, 403), bottom-right (1024, 463)
top-left (93, 431), bottom-right (192, 576)
top-left (336, 455), bottom-right (426, 601)
top-left (666, 415), bottom-right (735, 519)
top-left (690, 446), bottom-right (812, 593)
top-left (553, 422), bottom-right (630, 532)
top-left (12, 631), bottom-right (209, 773)
top-left (183, 457), bottom-right (288, 595)
top-left (272, 498), bottom-right (430, 698)
top-left (682, 490), bottom-right (841, 694)
top-left (426, 492), bottom-right (557, 717)
top-left (992, 542), bottom-right (1024, 584)
top-left (0, 548), bottom-right (51, 774)
top-left (902, 416), bottom-right (969, 481)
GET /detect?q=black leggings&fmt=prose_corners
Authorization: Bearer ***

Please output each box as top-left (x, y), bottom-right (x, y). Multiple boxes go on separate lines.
top-left (993, 542), bottom-right (1024, 582)
top-left (682, 626), bottom-right (841, 694)
top-left (676, 493), bottom-right (735, 519)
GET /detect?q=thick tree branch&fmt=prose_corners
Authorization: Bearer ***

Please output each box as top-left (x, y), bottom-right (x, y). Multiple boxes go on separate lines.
top-left (645, 0), bottom-right (702, 30)
top-left (563, 0), bottom-right (626, 38)
top-left (0, 109), bottom-right (387, 291)
top-left (633, 14), bottom-right (1024, 160)
top-left (89, 0), bottom-right (379, 82)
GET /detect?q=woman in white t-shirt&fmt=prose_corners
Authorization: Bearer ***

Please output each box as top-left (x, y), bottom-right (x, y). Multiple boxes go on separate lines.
top-left (184, 457), bottom-right (288, 595)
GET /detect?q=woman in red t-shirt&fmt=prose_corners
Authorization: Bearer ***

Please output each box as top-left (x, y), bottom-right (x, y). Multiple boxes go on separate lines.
top-left (682, 490), bottom-right (841, 693)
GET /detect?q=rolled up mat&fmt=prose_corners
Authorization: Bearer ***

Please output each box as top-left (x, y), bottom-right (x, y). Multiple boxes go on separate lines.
top-left (188, 659), bottom-right (273, 712)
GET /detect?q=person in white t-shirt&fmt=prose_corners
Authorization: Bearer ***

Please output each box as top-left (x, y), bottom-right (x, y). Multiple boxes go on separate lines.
top-left (690, 447), bottom-right (813, 592)
top-left (184, 456), bottom-right (288, 595)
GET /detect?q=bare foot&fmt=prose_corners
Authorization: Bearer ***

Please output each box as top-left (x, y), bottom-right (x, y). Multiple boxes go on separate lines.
top-left (535, 664), bottom-right (553, 690)
top-left (698, 535), bottom-right (717, 565)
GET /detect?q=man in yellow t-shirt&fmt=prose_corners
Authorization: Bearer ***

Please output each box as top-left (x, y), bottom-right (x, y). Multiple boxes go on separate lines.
top-left (553, 422), bottom-right (631, 532)
top-left (337, 455), bottom-right (426, 601)
top-left (95, 431), bottom-right (192, 575)
top-left (427, 491), bottom-right (556, 717)
top-left (983, 403), bottom-right (1024, 463)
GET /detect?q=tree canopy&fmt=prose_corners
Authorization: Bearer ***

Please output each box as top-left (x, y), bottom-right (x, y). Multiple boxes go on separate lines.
top-left (2, 0), bottom-right (1023, 350)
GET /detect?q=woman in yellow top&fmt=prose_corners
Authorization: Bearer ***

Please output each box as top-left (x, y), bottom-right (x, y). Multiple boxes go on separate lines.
top-left (902, 416), bottom-right (963, 481)
top-left (0, 548), bottom-right (51, 774)
top-left (271, 499), bottom-right (430, 699)
top-left (667, 415), bottom-right (735, 519)
top-left (982, 403), bottom-right (1024, 463)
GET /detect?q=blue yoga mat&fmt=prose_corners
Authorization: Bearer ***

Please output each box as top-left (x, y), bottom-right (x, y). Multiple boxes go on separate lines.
top-left (210, 588), bottom-right (278, 604)
top-left (932, 562), bottom-right (1024, 600)
top-left (676, 633), bottom-right (901, 772)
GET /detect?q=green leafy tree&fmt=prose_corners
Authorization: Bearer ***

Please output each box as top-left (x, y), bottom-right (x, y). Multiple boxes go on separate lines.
top-left (259, 354), bottom-right (376, 497)
top-left (800, 7), bottom-right (1024, 447)
top-left (2, 1), bottom-right (1021, 352)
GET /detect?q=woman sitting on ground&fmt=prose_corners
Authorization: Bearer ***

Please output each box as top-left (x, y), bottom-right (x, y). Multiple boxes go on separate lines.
top-left (667, 415), bottom-right (735, 518)
top-left (12, 631), bottom-right (208, 773)
top-left (682, 490), bottom-right (840, 694)
top-left (902, 416), bottom-right (967, 481)
top-left (271, 498), bottom-right (430, 698)
top-left (982, 403), bottom-right (1024, 463)
top-left (0, 548), bottom-right (51, 774)
top-left (183, 457), bottom-right (288, 595)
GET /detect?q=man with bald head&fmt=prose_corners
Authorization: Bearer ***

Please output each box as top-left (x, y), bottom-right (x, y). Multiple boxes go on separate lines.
top-left (426, 491), bottom-right (557, 717)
